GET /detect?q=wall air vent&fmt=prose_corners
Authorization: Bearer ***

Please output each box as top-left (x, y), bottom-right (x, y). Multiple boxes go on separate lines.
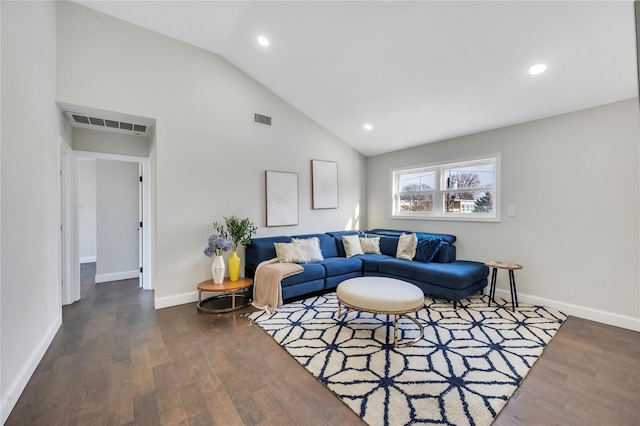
top-left (89, 117), bottom-right (105, 126)
top-left (254, 113), bottom-right (272, 127)
top-left (65, 112), bottom-right (151, 136)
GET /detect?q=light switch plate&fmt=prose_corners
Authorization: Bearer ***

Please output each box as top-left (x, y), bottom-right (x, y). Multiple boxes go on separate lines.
top-left (507, 206), bottom-right (516, 217)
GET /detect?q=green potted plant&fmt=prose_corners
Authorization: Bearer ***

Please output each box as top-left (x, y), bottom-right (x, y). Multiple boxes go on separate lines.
top-left (212, 216), bottom-right (258, 281)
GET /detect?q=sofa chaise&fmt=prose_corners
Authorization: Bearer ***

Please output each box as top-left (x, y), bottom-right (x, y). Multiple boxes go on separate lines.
top-left (245, 229), bottom-right (489, 308)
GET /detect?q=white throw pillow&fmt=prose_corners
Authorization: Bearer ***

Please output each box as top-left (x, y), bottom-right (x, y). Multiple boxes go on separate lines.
top-left (396, 233), bottom-right (417, 261)
top-left (292, 237), bottom-right (324, 263)
top-left (342, 234), bottom-right (365, 258)
top-left (274, 241), bottom-right (306, 263)
top-left (359, 237), bottom-right (381, 254)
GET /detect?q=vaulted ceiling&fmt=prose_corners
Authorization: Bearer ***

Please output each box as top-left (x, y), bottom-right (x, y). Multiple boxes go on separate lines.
top-left (75, 1), bottom-right (638, 156)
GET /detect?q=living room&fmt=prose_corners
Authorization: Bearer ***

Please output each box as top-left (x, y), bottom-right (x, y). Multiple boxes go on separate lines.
top-left (1, 1), bottom-right (638, 424)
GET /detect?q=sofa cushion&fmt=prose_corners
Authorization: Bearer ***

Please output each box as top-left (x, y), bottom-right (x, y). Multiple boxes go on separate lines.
top-left (359, 237), bottom-right (382, 254)
top-left (292, 237), bottom-right (324, 263)
top-left (433, 242), bottom-right (456, 263)
top-left (326, 230), bottom-right (366, 257)
top-left (342, 234), bottom-right (365, 258)
top-left (415, 234), bottom-right (441, 263)
top-left (396, 233), bottom-right (418, 260)
top-left (377, 259), bottom-right (488, 290)
top-left (372, 235), bottom-right (455, 264)
top-left (376, 236), bottom-right (399, 257)
top-left (281, 263), bottom-right (325, 287)
top-left (246, 236), bottom-right (292, 268)
top-left (318, 256), bottom-right (363, 277)
top-left (274, 242), bottom-right (306, 263)
top-left (293, 233), bottom-right (339, 258)
top-left (368, 229), bottom-right (457, 245)
top-left (359, 254), bottom-right (393, 273)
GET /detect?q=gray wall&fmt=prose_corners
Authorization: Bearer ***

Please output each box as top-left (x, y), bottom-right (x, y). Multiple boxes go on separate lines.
top-left (78, 158), bottom-right (97, 263)
top-left (368, 98), bottom-right (640, 324)
top-left (1, 1), bottom-right (62, 421)
top-left (95, 160), bottom-right (139, 281)
top-left (56, 2), bottom-right (367, 306)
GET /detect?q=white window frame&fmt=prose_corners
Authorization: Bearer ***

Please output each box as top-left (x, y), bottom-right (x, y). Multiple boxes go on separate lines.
top-left (391, 154), bottom-right (501, 222)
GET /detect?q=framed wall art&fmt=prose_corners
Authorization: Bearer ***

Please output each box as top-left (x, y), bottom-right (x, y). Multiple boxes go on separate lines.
top-left (311, 160), bottom-right (338, 209)
top-left (265, 170), bottom-right (299, 227)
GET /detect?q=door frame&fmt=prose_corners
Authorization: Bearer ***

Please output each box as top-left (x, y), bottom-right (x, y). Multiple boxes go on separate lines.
top-left (66, 150), bottom-right (153, 299)
top-left (59, 137), bottom-right (75, 305)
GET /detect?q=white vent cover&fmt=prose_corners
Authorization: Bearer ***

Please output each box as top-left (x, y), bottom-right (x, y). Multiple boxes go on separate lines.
top-left (65, 111), bottom-right (151, 136)
top-left (254, 113), bottom-right (272, 126)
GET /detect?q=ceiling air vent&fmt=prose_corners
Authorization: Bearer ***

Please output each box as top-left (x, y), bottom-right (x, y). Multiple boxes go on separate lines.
top-left (65, 112), bottom-right (151, 136)
top-left (105, 119), bottom-right (119, 129)
top-left (71, 114), bottom-right (90, 125)
top-left (254, 113), bottom-right (272, 127)
top-left (89, 117), bottom-right (104, 126)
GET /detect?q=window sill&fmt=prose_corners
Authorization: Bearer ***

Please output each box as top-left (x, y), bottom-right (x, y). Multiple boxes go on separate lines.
top-left (391, 214), bottom-right (501, 223)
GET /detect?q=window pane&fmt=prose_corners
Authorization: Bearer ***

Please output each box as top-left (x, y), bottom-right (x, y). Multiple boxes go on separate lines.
top-left (400, 192), bottom-right (434, 212)
top-left (443, 162), bottom-right (494, 190)
top-left (443, 191), bottom-right (493, 213)
top-left (392, 156), bottom-right (498, 221)
top-left (399, 170), bottom-right (435, 192)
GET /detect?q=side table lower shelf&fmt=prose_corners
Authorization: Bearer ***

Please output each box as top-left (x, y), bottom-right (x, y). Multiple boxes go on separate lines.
top-left (197, 277), bottom-right (253, 313)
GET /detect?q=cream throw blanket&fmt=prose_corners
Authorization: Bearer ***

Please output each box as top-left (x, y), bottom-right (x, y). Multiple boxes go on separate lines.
top-left (251, 258), bottom-right (303, 314)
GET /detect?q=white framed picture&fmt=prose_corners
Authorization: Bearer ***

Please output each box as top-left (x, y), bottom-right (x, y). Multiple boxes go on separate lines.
top-left (312, 160), bottom-right (338, 209)
top-left (265, 170), bottom-right (299, 227)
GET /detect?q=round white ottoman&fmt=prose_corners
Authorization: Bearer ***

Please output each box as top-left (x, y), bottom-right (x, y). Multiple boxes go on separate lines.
top-left (336, 277), bottom-right (425, 347)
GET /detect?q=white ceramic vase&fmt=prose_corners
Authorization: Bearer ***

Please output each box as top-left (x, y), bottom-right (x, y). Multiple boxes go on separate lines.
top-left (211, 255), bottom-right (225, 284)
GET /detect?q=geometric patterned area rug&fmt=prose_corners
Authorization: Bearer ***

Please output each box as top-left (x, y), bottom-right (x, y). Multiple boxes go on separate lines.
top-left (249, 292), bottom-right (566, 426)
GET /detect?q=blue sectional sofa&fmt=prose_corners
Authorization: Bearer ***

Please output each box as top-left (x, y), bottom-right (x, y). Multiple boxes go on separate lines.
top-left (245, 229), bottom-right (489, 308)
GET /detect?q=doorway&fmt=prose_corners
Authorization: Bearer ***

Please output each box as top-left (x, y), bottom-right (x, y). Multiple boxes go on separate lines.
top-left (79, 157), bottom-right (143, 285)
top-left (62, 150), bottom-right (152, 305)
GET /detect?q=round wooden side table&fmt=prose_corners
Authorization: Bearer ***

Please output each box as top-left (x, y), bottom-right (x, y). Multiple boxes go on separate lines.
top-left (485, 261), bottom-right (523, 311)
top-left (197, 277), bottom-right (253, 313)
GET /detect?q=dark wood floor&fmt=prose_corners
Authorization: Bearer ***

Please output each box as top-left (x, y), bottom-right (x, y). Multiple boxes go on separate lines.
top-left (6, 264), bottom-right (639, 425)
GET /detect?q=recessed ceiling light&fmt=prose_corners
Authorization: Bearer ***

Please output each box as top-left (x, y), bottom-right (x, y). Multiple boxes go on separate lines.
top-left (363, 124), bottom-right (373, 131)
top-left (257, 36), bottom-right (269, 47)
top-left (529, 63), bottom-right (547, 75)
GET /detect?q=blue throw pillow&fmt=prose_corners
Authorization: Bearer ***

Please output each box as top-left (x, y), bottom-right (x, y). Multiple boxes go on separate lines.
top-left (415, 234), bottom-right (441, 263)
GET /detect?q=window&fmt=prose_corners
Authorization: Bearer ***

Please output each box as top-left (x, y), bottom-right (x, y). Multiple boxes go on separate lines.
top-left (392, 155), bottom-right (500, 221)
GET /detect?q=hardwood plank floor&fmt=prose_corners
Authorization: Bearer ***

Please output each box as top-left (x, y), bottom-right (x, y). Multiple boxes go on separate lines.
top-left (6, 264), bottom-right (639, 425)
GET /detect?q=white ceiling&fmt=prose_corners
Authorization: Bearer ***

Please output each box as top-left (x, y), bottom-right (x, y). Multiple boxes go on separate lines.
top-left (74, 1), bottom-right (638, 157)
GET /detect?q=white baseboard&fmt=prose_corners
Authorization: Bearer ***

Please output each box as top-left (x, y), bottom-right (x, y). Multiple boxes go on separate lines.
top-left (491, 288), bottom-right (640, 332)
top-left (1, 314), bottom-right (62, 424)
top-left (155, 290), bottom-right (199, 309)
top-left (152, 285), bottom-right (640, 332)
top-left (95, 270), bottom-right (138, 283)
top-left (80, 256), bottom-right (96, 264)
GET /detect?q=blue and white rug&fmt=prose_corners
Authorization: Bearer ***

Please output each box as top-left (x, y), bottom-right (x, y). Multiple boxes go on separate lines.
top-left (249, 292), bottom-right (566, 426)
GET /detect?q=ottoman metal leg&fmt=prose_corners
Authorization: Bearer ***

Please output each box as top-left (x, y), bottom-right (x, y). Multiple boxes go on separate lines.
top-left (394, 313), bottom-right (424, 348)
top-left (393, 314), bottom-right (399, 347)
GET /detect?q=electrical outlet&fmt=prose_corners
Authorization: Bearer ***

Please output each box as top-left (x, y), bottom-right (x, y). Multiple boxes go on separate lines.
top-left (507, 206), bottom-right (516, 217)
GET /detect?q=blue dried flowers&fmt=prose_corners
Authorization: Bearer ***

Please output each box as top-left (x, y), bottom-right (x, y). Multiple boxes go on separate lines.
top-left (203, 235), bottom-right (232, 257)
